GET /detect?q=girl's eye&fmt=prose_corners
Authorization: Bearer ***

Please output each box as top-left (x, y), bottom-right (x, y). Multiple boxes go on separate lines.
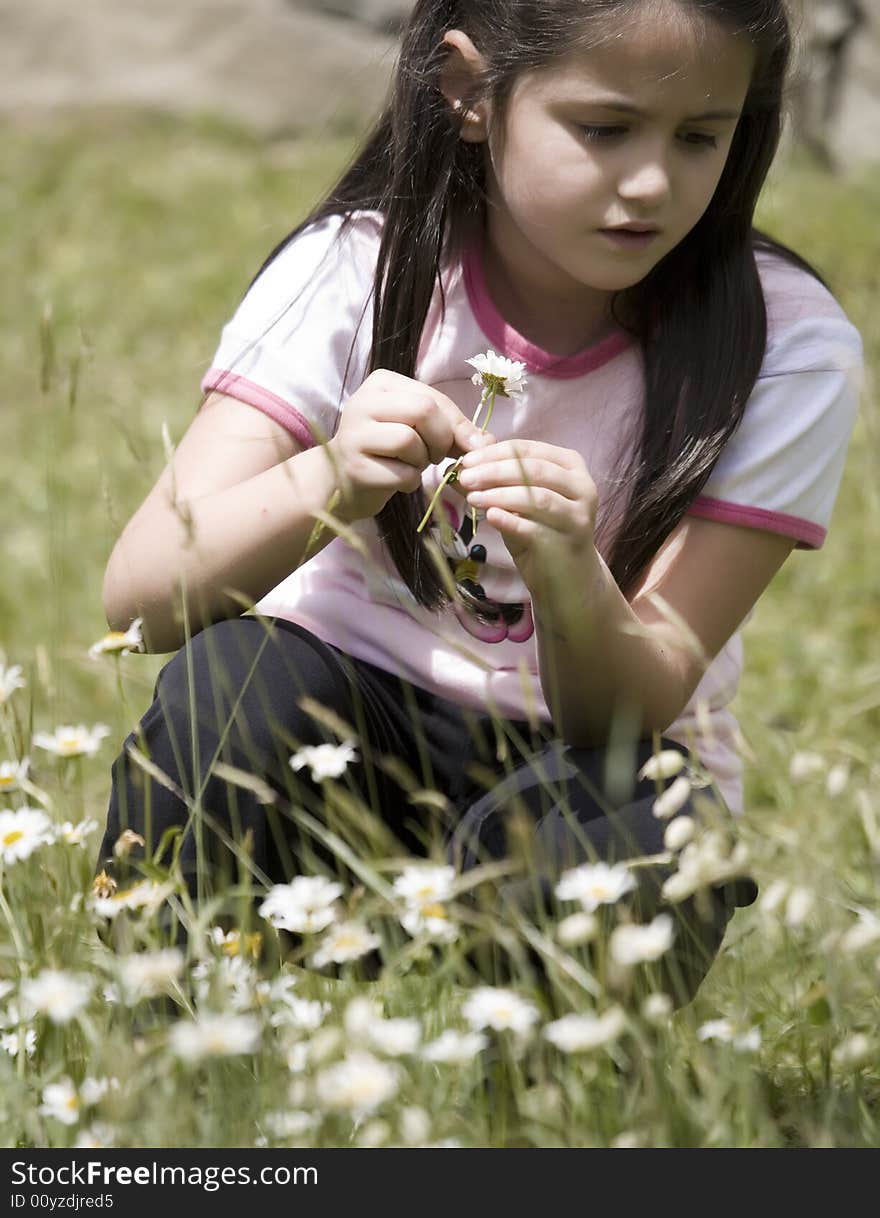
top-left (679, 132), bottom-right (718, 149)
top-left (579, 125), bottom-right (627, 141)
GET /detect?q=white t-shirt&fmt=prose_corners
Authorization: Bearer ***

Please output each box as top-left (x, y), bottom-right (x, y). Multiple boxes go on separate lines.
top-left (202, 211), bottom-right (863, 813)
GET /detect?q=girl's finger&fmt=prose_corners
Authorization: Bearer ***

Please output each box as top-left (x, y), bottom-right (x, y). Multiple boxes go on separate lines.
top-left (359, 421), bottom-right (431, 469)
top-left (458, 457), bottom-right (582, 499)
top-left (465, 484), bottom-right (590, 531)
top-left (459, 439), bottom-right (581, 470)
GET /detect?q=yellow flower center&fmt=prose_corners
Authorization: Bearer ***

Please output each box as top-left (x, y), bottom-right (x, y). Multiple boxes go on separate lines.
top-left (420, 903), bottom-right (447, 920)
top-left (2, 830), bottom-right (24, 847)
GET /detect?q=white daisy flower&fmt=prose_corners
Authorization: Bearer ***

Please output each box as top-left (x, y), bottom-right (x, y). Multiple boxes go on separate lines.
top-left (638, 749), bottom-right (686, 782)
top-left (641, 992), bottom-right (674, 1025)
top-left (0, 1027), bottom-right (37, 1057)
top-left (839, 912), bottom-right (880, 954)
top-left (610, 915), bottom-right (675, 967)
top-left (825, 763), bottom-right (851, 798)
top-left (74, 1123), bottom-right (116, 1148)
top-left (421, 1029), bottom-right (488, 1064)
top-left (289, 741), bottom-right (358, 782)
top-left (0, 758), bottom-right (30, 795)
top-left (0, 807), bottom-right (53, 863)
top-left (80, 1077), bottom-right (118, 1106)
top-left (344, 996), bottom-right (383, 1039)
top-left (393, 864), bottom-right (456, 907)
top-left (39, 1079), bottom-right (82, 1126)
top-left (661, 831), bottom-right (750, 903)
top-left (399, 905), bottom-right (459, 943)
top-left (543, 1007), bottom-right (626, 1053)
top-left (118, 949), bottom-right (185, 1002)
top-left (0, 662), bottom-right (26, 705)
top-left (91, 879), bottom-right (172, 920)
top-left (21, 969), bottom-right (93, 1024)
top-left (400, 1106), bottom-right (432, 1146)
top-left (88, 618), bottom-right (145, 660)
top-left (54, 817), bottom-right (101, 847)
top-left (556, 911), bottom-right (599, 947)
top-left (264, 1110), bottom-right (319, 1140)
top-left (258, 876), bottom-right (343, 934)
top-left (365, 1017), bottom-right (422, 1057)
top-left (311, 921), bottom-right (381, 968)
top-left (652, 775), bottom-right (693, 820)
top-left (788, 751), bottom-right (826, 783)
top-left (314, 1051), bottom-right (400, 1117)
top-left (832, 1033), bottom-right (873, 1068)
top-left (465, 350), bottom-right (528, 398)
top-left (168, 1013), bottom-right (260, 1060)
top-left (555, 861), bottom-right (636, 911)
top-left (461, 986), bottom-right (540, 1036)
top-left (32, 723), bottom-right (111, 759)
top-left (269, 996), bottom-right (330, 1033)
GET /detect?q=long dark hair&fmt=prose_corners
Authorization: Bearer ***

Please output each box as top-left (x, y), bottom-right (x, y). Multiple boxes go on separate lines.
top-left (257, 0), bottom-right (811, 607)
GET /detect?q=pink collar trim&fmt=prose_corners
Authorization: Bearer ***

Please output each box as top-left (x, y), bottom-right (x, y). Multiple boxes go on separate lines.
top-left (462, 243), bottom-right (631, 379)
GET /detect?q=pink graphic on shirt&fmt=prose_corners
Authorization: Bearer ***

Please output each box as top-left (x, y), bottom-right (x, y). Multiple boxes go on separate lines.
top-left (438, 500), bottom-right (535, 645)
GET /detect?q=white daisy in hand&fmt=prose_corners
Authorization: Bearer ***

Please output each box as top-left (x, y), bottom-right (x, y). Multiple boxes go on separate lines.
top-left (0, 807), bottom-right (52, 863)
top-left (555, 861), bottom-right (636, 912)
top-left (88, 618), bottom-right (145, 660)
top-left (465, 350), bottom-right (528, 398)
top-left (461, 986), bottom-right (540, 1036)
top-left (258, 876), bottom-right (343, 934)
top-left (0, 662), bottom-right (26, 705)
top-left (289, 741), bottom-right (357, 782)
top-left (33, 723), bottom-right (111, 758)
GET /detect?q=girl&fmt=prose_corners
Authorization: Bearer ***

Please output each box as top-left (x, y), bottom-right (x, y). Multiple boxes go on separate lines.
top-left (97, 0), bottom-right (862, 1002)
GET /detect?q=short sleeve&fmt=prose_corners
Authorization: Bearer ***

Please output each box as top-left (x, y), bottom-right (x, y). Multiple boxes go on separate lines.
top-left (200, 212), bottom-right (380, 448)
top-left (687, 297), bottom-right (864, 550)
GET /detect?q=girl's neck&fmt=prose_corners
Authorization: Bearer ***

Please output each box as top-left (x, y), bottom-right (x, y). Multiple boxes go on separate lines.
top-left (481, 218), bottom-right (616, 358)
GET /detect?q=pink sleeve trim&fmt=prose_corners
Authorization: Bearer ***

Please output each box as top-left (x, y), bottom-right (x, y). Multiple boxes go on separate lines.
top-left (201, 369), bottom-right (317, 450)
top-left (686, 497), bottom-right (826, 549)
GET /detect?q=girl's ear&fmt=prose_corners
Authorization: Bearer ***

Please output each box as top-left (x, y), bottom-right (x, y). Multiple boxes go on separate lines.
top-left (439, 29), bottom-right (492, 143)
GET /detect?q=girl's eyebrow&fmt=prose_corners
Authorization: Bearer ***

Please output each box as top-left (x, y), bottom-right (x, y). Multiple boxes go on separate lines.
top-left (571, 97), bottom-right (742, 122)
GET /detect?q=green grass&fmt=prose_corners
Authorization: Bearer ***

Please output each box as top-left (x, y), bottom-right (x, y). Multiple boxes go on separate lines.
top-left (1, 112), bottom-right (878, 1148)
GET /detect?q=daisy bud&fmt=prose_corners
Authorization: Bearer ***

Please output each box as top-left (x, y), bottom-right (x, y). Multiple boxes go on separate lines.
top-left (638, 750), bottom-right (687, 782)
top-left (652, 775), bottom-right (692, 820)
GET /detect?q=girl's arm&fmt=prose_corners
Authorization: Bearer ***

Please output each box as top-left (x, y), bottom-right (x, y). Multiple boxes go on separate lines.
top-left (531, 516), bottom-right (795, 745)
top-left (102, 392), bottom-right (337, 653)
top-left (104, 375), bottom-right (489, 654)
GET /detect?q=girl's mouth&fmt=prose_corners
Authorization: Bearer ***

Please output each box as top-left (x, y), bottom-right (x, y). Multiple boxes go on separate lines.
top-left (599, 229), bottom-right (660, 250)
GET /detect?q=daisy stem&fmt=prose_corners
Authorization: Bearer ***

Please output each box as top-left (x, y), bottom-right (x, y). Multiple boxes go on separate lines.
top-left (416, 462), bottom-right (461, 534)
top-left (0, 866), bottom-right (28, 969)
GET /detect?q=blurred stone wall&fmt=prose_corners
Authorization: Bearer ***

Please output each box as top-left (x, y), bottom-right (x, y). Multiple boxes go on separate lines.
top-left (0, 0), bottom-right (877, 169)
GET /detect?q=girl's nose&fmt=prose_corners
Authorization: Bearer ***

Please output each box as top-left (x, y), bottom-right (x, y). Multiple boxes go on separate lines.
top-left (617, 157), bottom-right (671, 208)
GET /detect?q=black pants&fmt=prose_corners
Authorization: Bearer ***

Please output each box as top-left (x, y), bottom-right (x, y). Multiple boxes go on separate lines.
top-left (98, 616), bottom-right (755, 1002)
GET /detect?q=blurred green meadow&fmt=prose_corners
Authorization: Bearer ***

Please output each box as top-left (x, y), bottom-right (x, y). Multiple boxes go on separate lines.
top-left (1, 111), bottom-right (878, 1148)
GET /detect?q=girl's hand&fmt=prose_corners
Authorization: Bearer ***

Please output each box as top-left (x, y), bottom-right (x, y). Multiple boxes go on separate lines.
top-left (326, 370), bottom-right (495, 522)
top-left (457, 440), bottom-right (599, 593)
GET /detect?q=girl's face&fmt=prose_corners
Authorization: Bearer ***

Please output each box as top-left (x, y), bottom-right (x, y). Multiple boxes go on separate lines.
top-left (482, 8), bottom-right (756, 318)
